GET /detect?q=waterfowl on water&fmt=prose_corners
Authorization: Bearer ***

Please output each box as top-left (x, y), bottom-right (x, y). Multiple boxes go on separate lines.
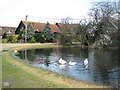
top-left (59, 58), bottom-right (67, 64)
top-left (68, 61), bottom-right (76, 66)
top-left (84, 59), bottom-right (88, 65)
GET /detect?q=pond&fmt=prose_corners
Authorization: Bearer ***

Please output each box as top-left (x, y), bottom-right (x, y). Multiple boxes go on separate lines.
top-left (15, 47), bottom-right (120, 88)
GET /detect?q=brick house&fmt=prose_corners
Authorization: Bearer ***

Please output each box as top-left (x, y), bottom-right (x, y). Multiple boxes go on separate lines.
top-left (15, 20), bottom-right (62, 35)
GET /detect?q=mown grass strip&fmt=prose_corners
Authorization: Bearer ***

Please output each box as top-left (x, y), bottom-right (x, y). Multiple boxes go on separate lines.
top-left (0, 55), bottom-right (2, 89)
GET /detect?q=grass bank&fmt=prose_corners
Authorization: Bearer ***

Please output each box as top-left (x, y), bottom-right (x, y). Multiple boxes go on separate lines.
top-left (2, 43), bottom-right (108, 88)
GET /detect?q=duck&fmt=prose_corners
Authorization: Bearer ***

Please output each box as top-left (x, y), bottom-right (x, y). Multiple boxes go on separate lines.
top-left (68, 61), bottom-right (76, 66)
top-left (59, 58), bottom-right (67, 64)
top-left (84, 59), bottom-right (88, 65)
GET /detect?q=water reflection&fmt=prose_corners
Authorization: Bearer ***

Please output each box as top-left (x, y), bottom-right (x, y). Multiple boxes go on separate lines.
top-left (16, 47), bottom-right (120, 88)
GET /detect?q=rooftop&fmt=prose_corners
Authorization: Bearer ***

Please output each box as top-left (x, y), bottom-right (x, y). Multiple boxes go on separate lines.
top-left (21, 20), bottom-right (61, 32)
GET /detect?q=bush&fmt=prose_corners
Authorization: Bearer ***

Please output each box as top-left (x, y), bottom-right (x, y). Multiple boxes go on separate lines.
top-left (57, 34), bottom-right (72, 46)
top-left (7, 35), bottom-right (13, 42)
top-left (2, 39), bottom-right (8, 43)
top-left (12, 35), bottom-right (19, 43)
top-left (2, 33), bottom-right (7, 39)
top-left (18, 29), bottom-right (24, 40)
top-left (30, 37), bottom-right (36, 43)
top-left (34, 33), bottom-right (45, 43)
top-left (2, 35), bottom-right (19, 43)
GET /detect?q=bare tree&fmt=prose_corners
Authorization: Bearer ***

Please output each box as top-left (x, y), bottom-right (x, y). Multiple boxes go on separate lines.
top-left (61, 17), bottom-right (73, 24)
top-left (58, 17), bottom-right (79, 45)
top-left (88, 1), bottom-right (118, 47)
top-left (114, 0), bottom-right (120, 14)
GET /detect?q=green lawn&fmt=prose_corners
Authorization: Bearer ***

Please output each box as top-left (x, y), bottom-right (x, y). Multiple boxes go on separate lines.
top-left (2, 44), bottom-right (108, 88)
top-left (0, 55), bottom-right (2, 89)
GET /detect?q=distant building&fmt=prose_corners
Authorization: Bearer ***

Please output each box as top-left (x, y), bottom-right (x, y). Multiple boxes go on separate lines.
top-left (15, 20), bottom-right (62, 35)
top-left (1, 26), bottom-right (16, 35)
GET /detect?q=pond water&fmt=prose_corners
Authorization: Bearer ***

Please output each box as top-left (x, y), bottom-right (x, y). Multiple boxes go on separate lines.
top-left (15, 47), bottom-right (120, 88)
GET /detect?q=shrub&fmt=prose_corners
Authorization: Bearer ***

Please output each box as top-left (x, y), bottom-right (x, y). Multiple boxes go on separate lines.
top-left (2, 39), bottom-right (8, 43)
top-left (3, 35), bottom-right (19, 43)
top-left (52, 35), bottom-right (58, 43)
top-left (30, 37), bottom-right (36, 43)
top-left (34, 33), bottom-right (45, 43)
top-left (2, 33), bottom-right (7, 39)
top-left (18, 29), bottom-right (24, 40)
top-left (7, 35), bottom-right (13, 42)
top-left (12, 35), bottom-right (19, 43)
top-left (57, 34), bottom-right (72, 46)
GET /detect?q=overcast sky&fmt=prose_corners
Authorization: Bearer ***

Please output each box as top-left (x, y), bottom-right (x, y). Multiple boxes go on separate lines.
top-left (0, 0), bottom-right (115, 27)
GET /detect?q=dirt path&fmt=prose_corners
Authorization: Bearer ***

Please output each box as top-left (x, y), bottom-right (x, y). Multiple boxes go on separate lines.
top-left (0, 43), bottom-right (53, 51)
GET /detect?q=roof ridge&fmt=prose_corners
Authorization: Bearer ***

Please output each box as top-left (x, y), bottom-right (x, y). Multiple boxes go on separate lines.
top-left (21, 20), bottom-right (46, 24)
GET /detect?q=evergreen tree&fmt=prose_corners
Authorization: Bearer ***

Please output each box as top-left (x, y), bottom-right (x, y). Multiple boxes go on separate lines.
top-left (27, 22), bottom-right (35, 40)
top-left (23, 22), bottom-right (35, 40)
top-left (42, 22), bottom-right (54, 42)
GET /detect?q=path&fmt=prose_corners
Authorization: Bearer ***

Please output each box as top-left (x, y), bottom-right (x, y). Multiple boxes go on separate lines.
top-left (0, 43), bottom-right (53, 51)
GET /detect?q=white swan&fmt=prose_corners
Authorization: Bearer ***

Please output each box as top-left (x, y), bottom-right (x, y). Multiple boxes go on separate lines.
top-left (59, 58), bottom-right (67, 64)
top-left (84, 59), bottom-right (88, 65)
top-left (69, 61), bottom-right (76, 66)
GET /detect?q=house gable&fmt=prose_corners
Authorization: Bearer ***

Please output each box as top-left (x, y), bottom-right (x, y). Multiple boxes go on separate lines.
top-left (15, 21), bottom-right (25, 34)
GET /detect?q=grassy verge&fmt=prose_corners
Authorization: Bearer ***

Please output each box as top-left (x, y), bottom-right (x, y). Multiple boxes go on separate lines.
top-left (0, 55), bottom-right (2, 89)
top-left (2, 43), bottom-right (108, 88)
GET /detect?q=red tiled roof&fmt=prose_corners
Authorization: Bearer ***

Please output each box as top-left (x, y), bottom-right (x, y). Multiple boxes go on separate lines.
top-left (50, 24), bottom-right (60, 32)
top-left (21, 20), bottom-right (60, 32)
